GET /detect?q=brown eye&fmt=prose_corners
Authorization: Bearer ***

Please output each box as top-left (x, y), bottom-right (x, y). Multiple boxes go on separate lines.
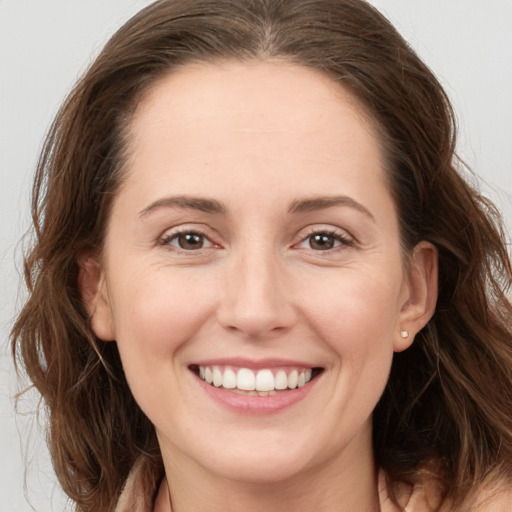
top-left (159, 228), bottom-right (216, 252)
top-left (309, 233), bottom-right (336, 250)
top-left (176, 232), bottom-right (205, 250)
top-left (296, 229), bottom-right (354, 252)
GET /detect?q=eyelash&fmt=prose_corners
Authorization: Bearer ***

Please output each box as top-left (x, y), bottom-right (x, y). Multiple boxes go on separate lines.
top-left (158, 227), bottom-right (217, 253)
top-left (158, 226), bottom-right (354, 253)
top-left (294, 228), bottom-right (355, 252)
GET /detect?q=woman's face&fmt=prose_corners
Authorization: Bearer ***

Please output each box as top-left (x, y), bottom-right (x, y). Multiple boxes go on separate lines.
top-left (85, 61), bottom-right (436, 487)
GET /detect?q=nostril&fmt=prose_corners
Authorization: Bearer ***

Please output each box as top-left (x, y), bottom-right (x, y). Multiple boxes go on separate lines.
top-left (223, 321), bottom-right (293, 340)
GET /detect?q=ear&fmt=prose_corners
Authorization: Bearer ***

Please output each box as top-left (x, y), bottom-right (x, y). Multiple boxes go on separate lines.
top-left (77, 253), bottom-right (116, 341)
top-left (394, 241), bottom-right (438, 352)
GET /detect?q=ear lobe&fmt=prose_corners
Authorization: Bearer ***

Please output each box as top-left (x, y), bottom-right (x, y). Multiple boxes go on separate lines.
top-left (394, 241), bottom-right (438, 352)
top-left (78, 253), bottom-right (116, 341)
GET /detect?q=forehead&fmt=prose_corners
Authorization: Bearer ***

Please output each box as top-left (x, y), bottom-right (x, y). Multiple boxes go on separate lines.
top-left (127, 59), bottom-right (381, 153)
top-left (121, 60), bottom-right (389, 210)
top-left (134, 59), bottom-right (368, 117)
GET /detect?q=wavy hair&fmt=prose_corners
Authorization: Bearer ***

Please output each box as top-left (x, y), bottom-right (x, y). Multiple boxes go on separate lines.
top-left (12, 0), bottom-right (512, 510)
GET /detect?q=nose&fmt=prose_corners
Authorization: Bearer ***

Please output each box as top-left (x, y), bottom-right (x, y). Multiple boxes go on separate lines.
top-left (216, 249), bottom-right (296, 339)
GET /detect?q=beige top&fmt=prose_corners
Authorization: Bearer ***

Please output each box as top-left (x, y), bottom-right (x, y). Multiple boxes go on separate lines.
top-left (114, 458), bottom-right (512, 512)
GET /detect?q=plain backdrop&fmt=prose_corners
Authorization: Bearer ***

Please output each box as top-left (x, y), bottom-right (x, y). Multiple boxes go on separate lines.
top-left (1, 1), bottom-right (511, 510)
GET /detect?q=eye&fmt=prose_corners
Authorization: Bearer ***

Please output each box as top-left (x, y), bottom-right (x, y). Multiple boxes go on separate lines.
top-left (296, 230), bottom-right (354, 251)
top-left (159, 230), bottom-right (215, 251)
top-left (308, 233), bottom-right (338, 250)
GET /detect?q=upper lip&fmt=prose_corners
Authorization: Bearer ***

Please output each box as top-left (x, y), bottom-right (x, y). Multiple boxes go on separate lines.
top-left (190, 357), bottom-right (318, 369)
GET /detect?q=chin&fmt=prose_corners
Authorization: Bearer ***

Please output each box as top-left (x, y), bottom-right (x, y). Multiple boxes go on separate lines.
top-left (185, 426), bottom-right (336, 486)
top-left (205, 451), bottom-right (314, 485)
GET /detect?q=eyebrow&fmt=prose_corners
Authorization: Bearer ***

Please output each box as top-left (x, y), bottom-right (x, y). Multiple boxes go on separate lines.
top-left (288, 195), bottom-right (375, 221)
top-left (139, 195), bottom-right (226, 217)
top-left (138, 194), bottom-right (374, 221)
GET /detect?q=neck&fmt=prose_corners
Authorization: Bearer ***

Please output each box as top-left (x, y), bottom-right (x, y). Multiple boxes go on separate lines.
top-left (159, 426), bottom-right (380, 512)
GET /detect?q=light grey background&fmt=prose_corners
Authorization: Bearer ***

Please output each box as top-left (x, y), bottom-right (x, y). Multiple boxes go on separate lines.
top-left (1, 1), bottom-right (511, 510)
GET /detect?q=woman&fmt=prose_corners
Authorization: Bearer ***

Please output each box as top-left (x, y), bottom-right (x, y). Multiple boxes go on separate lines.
top-left (11, 0), bottom-right (512, 510)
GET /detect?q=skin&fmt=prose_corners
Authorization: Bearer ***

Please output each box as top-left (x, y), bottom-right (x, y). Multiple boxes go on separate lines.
top-left (81, 60), bottom-right (437, 511)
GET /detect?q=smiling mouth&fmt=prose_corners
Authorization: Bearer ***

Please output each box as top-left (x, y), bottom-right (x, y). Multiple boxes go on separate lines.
top-left (190, 365), bottom-right (324, 396)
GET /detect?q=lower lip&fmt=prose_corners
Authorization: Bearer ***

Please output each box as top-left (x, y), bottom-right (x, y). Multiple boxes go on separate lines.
top-left (194, 374), bottom-right (317, 415)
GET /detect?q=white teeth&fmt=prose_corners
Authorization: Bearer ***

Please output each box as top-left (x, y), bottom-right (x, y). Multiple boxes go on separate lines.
top-left (255, 369), bottom-right (274, 391)
top-left (275, 370), bottom-right (288, 390)
top-left (197, 365), bottom-right (316, 392)
top-left (288, 370), bottom-right (298, 389)
top-left (237, 368), bottom-right (256, 391)
top-left (223, 368), bottom-right (237, 389)
top-left (212, 366), bottom-right (223, 387)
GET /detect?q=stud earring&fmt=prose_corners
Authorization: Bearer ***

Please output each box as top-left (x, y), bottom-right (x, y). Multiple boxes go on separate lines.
top-left (400, 330), bottom-right (409, 339)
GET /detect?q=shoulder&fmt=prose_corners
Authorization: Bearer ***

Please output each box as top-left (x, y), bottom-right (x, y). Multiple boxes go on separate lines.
top-left (115, 456), bottom-right (164, 512)
top-left (467, 478), bottom-right (512, 512)
top-left (379, 468), bottom-right (512, 512)
top-left (378, 468), bottom-right (445, 512)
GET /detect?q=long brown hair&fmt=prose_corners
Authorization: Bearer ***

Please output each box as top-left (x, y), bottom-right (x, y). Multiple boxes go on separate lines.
top-left (12, 0), bottom-right (512, 510)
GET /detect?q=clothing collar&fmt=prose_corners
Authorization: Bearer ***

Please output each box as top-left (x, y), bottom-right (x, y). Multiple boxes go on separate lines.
top-left (114, 456), bottom-right (511, 511)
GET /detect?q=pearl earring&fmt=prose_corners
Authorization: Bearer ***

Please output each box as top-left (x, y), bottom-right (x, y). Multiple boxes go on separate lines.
top-left (400, 330), bottom-right (409, 339)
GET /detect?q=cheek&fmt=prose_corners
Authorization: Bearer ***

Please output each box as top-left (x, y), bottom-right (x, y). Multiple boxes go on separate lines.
top-left (108, 266), bottom-right (218, 359)
top-left (106, 267), bottom-right (221, 419)
top-left (303, 269), bottom-right (401, 338)
top-left (301, 267), bottom-right (403, 366)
